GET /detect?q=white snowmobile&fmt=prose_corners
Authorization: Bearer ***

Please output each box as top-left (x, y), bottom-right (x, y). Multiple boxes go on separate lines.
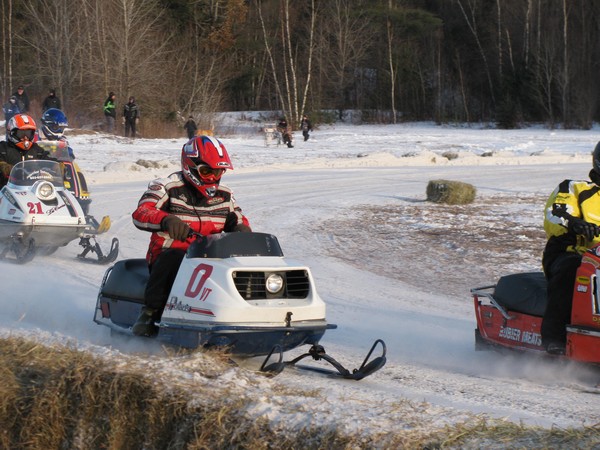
top-left (94, 231), bottom-right (386, 379)
top-left (0, 159), bottom-right (118, 264)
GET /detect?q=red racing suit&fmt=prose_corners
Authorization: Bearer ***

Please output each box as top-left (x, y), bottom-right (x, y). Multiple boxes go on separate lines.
top-left (132, 171), bottom-right (250, 265)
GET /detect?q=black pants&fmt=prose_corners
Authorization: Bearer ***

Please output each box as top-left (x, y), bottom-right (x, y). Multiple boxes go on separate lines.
top-left (144, 249), bottom-right (186, 313)
top-left (125, 118), bottom-right (137, 137)
top-left (541, 252), bottom-right (581, 345)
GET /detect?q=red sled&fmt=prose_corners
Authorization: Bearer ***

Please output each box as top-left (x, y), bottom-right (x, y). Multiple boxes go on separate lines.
top-left (472, 245), bottom-right (600, 363)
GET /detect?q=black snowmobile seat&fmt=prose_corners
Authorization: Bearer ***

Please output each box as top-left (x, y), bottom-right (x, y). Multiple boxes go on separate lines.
top-left (493, 272), bottom-right (548, 317)
top-left (101, 258), bottom-right (149, 303)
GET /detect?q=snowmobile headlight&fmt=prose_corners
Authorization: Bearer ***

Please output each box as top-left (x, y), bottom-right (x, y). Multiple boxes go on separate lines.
top-left (265, 273), bottom-right (284, 294)
top-left (36, 181), bottom-right (56, 200)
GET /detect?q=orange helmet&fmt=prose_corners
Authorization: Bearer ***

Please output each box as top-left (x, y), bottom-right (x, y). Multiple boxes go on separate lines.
top-left (7, 114), bottom-right (38, 151)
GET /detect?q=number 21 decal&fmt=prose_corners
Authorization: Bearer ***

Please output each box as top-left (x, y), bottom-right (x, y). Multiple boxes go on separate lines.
top-left (27, 202), bottom-right (43, 214)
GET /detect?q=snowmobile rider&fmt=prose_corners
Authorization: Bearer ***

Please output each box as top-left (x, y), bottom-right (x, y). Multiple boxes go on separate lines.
top-left (40, 108), bottom-right (69, 142)
top-left (0, 114), bottom-right (53, 188)
top-left (38, 108), bottom-right (76, 159)
top-left (131, 135), bottom-right (251, 336)
top-left (542, 140), bottom-right (600, 355)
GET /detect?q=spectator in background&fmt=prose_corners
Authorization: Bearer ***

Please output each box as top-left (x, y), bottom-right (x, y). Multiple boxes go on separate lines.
top-left (123, 96), bottom-right (139, 138)
top-left (3, 96), bottom-right (21, 128)
top-left (42, 89), bottom-right (62, 112)
top-left (12, 85), bottom-right (30, 113)
top-left (103, 92), bottom-right (117, 133)
top-left (300, 114), bottom-right (313, 142)
top-left (276, 117), bottom-right (293, 148)
top-left (184, 115), bottom-right (198, 140)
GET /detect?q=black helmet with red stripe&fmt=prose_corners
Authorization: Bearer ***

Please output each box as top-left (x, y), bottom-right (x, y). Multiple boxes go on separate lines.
top-left (181, 135), bottom-right (233, 197)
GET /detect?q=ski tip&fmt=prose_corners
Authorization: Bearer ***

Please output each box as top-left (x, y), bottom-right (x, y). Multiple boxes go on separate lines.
top-left (84, 215), bottom-right (111, 235)
top-left (96, 216), bottom-right (112, 234)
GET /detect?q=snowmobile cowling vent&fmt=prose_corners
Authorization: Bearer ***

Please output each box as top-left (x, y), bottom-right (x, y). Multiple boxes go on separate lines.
top-left (232, 270), bottom-right (310, 300)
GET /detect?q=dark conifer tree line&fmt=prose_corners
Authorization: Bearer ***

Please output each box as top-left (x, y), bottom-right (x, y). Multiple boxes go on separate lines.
top-left (1, 0), bottom-right (598, 129)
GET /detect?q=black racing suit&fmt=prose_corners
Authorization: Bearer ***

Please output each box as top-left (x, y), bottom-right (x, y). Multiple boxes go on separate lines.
top-left (0, 141), bottom-right (53, 187)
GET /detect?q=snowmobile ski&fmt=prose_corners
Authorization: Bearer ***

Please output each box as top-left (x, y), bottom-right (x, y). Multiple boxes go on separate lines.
top-left (0, 236), bottom-right (36, 264)
top-left (259, 339), bottom-right (387, 380)
top-left (77, 235), bottom-right (119, 264)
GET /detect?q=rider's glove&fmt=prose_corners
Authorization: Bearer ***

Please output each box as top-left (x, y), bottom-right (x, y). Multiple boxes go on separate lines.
top-left (233, 224), bottom-right (252, 233)
top-left (224, 211), bottom-right (251, 233)
top-left (568, 217), bottom-right (600, 241)
top-left (0, 161), bottom-right (12, 178)
top-left (162, 215), bottom-right (190, 242)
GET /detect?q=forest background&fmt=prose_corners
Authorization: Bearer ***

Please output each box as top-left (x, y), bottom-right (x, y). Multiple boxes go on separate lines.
top-left (1, 0), bottom-right (599, 136)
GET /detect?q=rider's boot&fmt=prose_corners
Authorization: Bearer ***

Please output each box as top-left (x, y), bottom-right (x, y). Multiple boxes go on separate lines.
top-left (132, 306), bottom-right (159, 336)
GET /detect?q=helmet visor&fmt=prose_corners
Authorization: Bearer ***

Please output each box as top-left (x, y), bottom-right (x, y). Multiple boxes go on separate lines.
top-left (47, 123), bottom-right (64, 133)
top-left (14, 129), bottom-right (35, 140)
top-left (198, 165), bottom-right (225, 178)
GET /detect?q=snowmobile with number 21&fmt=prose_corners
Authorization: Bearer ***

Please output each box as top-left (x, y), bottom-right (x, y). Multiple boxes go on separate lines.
top-left (0, 159), bottom-right (118, 264)
top-left (94, 231), bottom-right (386, 379)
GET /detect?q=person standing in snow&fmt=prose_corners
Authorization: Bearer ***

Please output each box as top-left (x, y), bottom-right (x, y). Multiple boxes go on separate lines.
top-left (184, 115), bottom-right (198, 139)
top-left (541, 140), bottom-right (600, 355)
top-left (42, 89), bottom-right (62, 112)
top-left (123, 96), bottom-right (139, 138)
top-left (103, 92), bottom-right (117, 133)
top-left (300, 114), bottom-right (313, 142)
top-left (130, 135), bottom-right (251, 336)
top-left (276, 117), bottom-right (293, 148)
top-left (12, 85), bottom-right (30, 113)
top-left (3, 96), bottom-right (21, 127)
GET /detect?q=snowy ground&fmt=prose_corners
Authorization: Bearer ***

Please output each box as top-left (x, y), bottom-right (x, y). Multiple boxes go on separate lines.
top-left (1, 118), bottom-right (600, 438)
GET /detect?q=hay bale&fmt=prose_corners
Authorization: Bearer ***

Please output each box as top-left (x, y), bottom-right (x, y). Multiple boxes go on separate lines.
top-left (442, 151), bottom-right (459, 160)
top-left (426, 179), bottom-right (476, 204)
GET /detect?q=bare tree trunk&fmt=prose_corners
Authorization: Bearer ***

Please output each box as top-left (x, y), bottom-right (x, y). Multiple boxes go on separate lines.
top-left (387, 0), bottom-right (397, 123)
top-left (321, 0), bottom-right (372, 120)
top-left (299, 0), bottom-right (315, 122)
top-left (456, 51), bottom-right (470, 122)
top-left (258, 0), bottom-right (315, 127)
top-left (561, 0), bottom-right (569, 125)
top-left (281, 0), bottom-right (295, 122)
top-left (456, 0), bottom-right (496, 108)
top-left (524, 0), bottom-right (532, 68)
top-left (3, 0), bottom-right (12, 95)
top-left (435, 30), bottom-right (442, 123)
top-left (496, 0), bottom-right (502, 79)
top-left (257, 0), bottom-right (286, 113)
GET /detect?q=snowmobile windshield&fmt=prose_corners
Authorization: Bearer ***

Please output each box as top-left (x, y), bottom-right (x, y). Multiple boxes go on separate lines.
top-left (187, 232), bottom-right (284, 258)
top-left (8, 160), bottom-right (64, 187)
top-left (37, 140), bottom-right (71, 161)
